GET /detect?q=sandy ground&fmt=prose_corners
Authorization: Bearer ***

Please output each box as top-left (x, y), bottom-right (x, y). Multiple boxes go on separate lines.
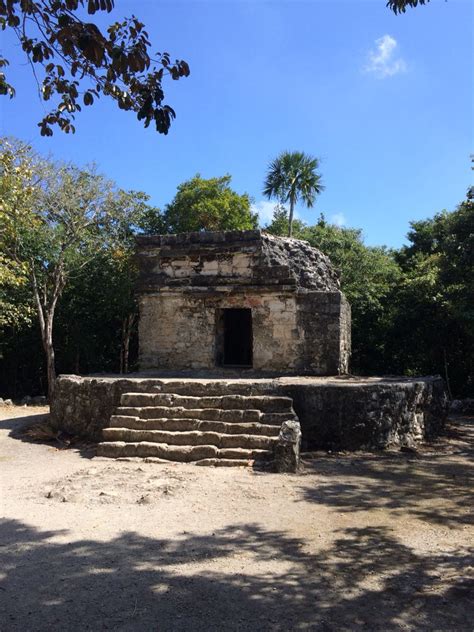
top-left (0, 407), bottom-right (472, 631)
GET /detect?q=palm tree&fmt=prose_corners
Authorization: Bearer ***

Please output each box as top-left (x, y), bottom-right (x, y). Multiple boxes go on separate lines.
top-left (263, 151), bottom-right (324, 237)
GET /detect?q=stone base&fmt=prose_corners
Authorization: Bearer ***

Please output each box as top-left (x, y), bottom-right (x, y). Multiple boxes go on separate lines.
top-left (50, 373), bottom-right (448, 451)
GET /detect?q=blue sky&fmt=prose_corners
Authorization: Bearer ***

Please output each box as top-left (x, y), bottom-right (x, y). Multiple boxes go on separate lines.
top-left (1, 0), bottom-right (472, 247)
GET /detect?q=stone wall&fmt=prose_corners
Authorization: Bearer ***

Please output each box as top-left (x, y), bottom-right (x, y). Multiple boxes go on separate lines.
top-left (136, 230), bottom-right (351, 375)
top-left (296, 292), bottom-right (350, 375)
top-left (278, 377), bottom-right (448, 450)
top-left (339, 295), bottom-right (351, 374)
top-left (139, 289), bottom-right (350, 374)
top-left (139, 292), bottom-right (216, 370)
top-left (50, 374), bottom-right (448, 450)
top-left (136, 230), bottom-right (341, 293)
top-left (139, 290), bottom-right (301, 372)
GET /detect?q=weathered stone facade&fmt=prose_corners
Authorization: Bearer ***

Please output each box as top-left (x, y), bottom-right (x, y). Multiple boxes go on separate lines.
top-left (49, 231), bottom-right (450, 464)
top-left (50, 374), bottom-right (448, 450)
top-left (136, 230), bottom-right (351, 375)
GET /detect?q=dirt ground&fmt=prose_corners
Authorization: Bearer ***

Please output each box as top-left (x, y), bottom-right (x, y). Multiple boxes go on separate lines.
top-left (0, 407), bottom-right (472, 631)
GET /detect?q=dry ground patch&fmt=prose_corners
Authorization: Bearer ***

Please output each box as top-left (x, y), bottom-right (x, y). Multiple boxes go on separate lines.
top-left (0, 406), bottom-right (472, 631)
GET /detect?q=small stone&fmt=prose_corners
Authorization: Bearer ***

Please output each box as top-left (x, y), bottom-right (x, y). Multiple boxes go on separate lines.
top-left (274, 419), bottom-right (301, 473)
top-left (137, 494), bottom-right (153, 505)
top-left (99, 490), bottom-right (118, 498)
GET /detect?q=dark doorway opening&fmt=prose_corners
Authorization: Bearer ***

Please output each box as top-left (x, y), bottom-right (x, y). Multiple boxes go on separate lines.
top-left (218, 308), bottom-right (253, 367)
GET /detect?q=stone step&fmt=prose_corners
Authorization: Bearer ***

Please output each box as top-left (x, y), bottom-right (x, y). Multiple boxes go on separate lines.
top-left (102, 427), bottom-right (277, 450)
top-left (96, 441), bottom-right (271, 462)
top-left (114, 407), bottom-right (295, 426)
top-left (194, 458), bottom-right (257, 467)
top-left (141, 381), bottom-right (257, 398)
top-left (108, 416), bottom-right (281, 437)
top-left (120, 392), bottom-right (294, 414)
top-left (115, 406), bottom-right (260, 423)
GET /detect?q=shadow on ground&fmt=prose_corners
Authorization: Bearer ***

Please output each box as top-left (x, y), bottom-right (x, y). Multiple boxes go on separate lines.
top-left (1, 411), bottom-right (49, 432)
top-left (0, 519), bottom-right (472, 631)
top-left (4, 411), bottom-right (95, 458)
top-left (299, 417), bottom-right (474, 528)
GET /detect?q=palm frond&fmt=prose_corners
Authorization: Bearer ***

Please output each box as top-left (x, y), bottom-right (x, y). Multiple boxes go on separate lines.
top-left (263, 150), bottom-right (324, 207)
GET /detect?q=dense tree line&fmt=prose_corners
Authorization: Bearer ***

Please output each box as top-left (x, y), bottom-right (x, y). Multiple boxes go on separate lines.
top-left (1, 139), bottom-right (472, 399)
top-left (266, 202), bottom-right (473, 398)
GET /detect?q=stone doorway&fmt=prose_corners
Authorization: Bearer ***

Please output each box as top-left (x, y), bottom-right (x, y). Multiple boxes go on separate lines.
top-left (217, 308), bottom-right (253, 368)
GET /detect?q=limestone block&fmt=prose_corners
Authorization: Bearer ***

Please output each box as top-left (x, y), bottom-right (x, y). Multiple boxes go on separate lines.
top-left (217, 259), bottom-right (233, 275)
top-left (201, 260), bottom-right (219, 275)
top-left (274, 419), bottom-right (301, 473)
top-left (231, 253), bottom-right (252, 272)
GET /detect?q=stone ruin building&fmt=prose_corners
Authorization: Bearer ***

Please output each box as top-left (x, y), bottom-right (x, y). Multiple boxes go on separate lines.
top-left (136, 230), bottom-right (351, 376)
top-left (51, 230), bottom-right (448, 472)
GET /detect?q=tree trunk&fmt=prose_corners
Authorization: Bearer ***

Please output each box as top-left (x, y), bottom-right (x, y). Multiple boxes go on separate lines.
top-left (74, 349), bottom-right (80, 375)
top-left (123, 321), bottom-right (130, 374)
top-left (121, 313), bottom-right (136, 374)
top-left (288, 196), bottom-right (295, 238)
top-left (43, 324), bottom-right (57, 403)
top-left (30, 265), bottom-right (63, 404)
top-left (443, 347), bottom-right (452, 400)
top-left (119, 319), bottom-right (125, 374)
top-left (37, 310), bottom-right (57, 402)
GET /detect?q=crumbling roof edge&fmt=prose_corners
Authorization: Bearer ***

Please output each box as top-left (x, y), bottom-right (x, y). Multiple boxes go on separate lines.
top-left (135, 229), bottom-right (263, 248)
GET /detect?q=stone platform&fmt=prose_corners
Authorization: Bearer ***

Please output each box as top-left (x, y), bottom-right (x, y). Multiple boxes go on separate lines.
top-left (50, 373), bottom-right (448, 452)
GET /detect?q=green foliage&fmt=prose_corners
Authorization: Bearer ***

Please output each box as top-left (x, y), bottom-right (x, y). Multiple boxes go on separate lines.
top-left (135, 205), bottom-right (166, 236)
top-left (303, 222), bottom-right (399, 312)
top-left (0, 139), bottom-right (36, 331)
top-left (52, 188), bottom-right (151, 375)
top-left (387, 201), bottom-right (474, 395)
top-left (55, 247), bottom-right (138, 375)
top-left (1, 141), bottom-right (472, 399)
top-left (0, 1), bottom-right (189, 135)
top-left (264, 204), bottom-right (308, 238)
top-left (265, 208), bottom-right (401, 374)
top-left (0, 256), bottom-right (33, 330)
top-left (0, 137), bottom-right (155, 397)
top-left (263, 151), bottom-right (323, 237)
top-left (163, 174), bottom-right (257, 234)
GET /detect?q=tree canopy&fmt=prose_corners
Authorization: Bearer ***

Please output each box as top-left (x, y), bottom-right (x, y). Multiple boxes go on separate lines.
top-left (0, 1), bottom-right (189, 136)
top-left (1, 141), bottom-right (472, 400)
top-left (162, 174), bottom-right (258, 234)
top-left (0, 148), bottom-right (259, 398)
top-left (390, 200), bottom-right (474, 396)
top-left (263, 151), bottom-right (323, 238)
top-left (265, 210), bottom-right (401, 374)
top-left (0, 137), bottom-right (154, 397)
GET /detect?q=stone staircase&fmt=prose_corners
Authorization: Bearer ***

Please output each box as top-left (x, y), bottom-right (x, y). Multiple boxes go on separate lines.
top-left (96, 391), bottom-right (301, 470)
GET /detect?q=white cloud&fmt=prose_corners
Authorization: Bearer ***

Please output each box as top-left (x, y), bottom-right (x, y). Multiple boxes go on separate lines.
top-left (251, 200), bottom-right (279, 226)
top-left (330, 212), bottom-right (346, 227)
top-left (364, 34), bottom-right (407, 78)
